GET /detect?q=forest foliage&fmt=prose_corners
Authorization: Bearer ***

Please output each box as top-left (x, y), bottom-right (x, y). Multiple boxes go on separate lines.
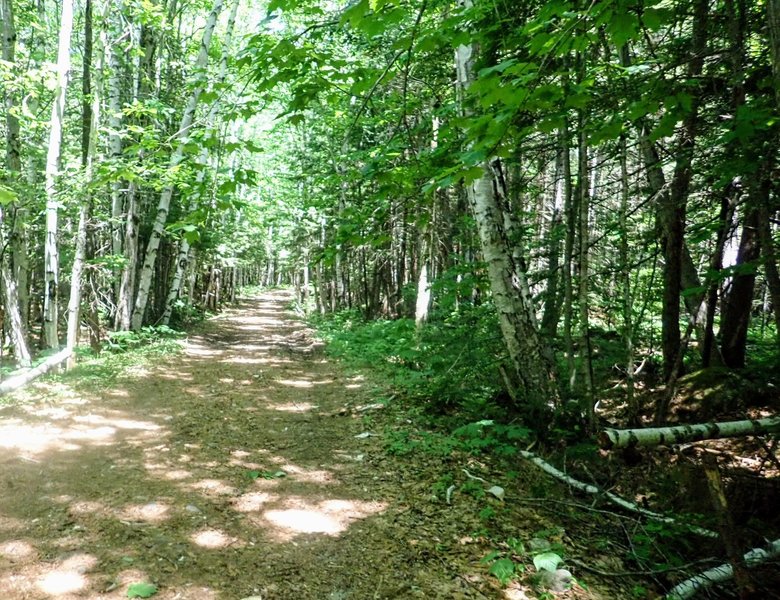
top-left (0, 0), bottom-right (778, 432)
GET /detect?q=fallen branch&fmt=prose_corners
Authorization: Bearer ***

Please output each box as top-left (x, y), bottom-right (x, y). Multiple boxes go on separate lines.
top-left (519, 450), bottom-right (717, 538)
top-left (665, 538), bottom-right (780, 599)
top-left (0, 348), bottom-right (72, 395)
top-left (599, 416), bottom-right (780, 450)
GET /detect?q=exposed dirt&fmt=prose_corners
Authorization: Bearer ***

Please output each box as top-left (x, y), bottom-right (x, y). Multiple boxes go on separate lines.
top-left (0, 290), bottom-right (694, 600)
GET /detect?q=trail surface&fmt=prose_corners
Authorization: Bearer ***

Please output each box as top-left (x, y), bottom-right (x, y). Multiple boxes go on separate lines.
top-left (0, 291), bottom-right (531, 599)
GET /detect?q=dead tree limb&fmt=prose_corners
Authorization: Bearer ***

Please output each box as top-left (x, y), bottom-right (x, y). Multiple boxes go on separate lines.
top-left (599, 417), bottom-right (780, 450)
top-left (519, 451), bottom-right (717, 538)
top-left (665, 538), bottom-right (780, 599)
top-left (0, 348), bottom-right (72, 395)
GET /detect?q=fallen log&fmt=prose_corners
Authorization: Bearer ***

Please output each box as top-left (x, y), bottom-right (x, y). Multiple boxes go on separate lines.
top-left (599, 416), bottom-right (780, 450)
top-left (0, 348), bottom-right (72, 395)
top-left (665, 538), bottom-right (780, 599)
top-left (519, 451), bottom-right (717, 538)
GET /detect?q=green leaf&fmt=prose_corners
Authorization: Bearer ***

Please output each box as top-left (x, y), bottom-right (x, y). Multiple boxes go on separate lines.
top-left (0, 186), bottom-right (17, 206)
top-left (127, 582), bottom-right (158, 598)
top-left (533, 551), bottom-right (563, 572)
top-left (488, 557), bottom-right (516, 585)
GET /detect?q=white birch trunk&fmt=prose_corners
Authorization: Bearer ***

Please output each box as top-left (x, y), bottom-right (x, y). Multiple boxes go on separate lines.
top-left (107, 1), bottom-right (125, 267)
top-left (520, 450), bottom-right (717, 538)
top-left (130, 0), bottom-right (224, 330)
top-left (665, 539), bottom-right (780, 599)
top-left (599, 416), bottom-right (780, 450)
top-left (114, 185), bottom-right (138, 330)
top-left (0, 348), bottom-right (72, 395)
top-left (1, 0), bottom-right (32, 367)
top-left (161, 0), bottom-right (239, 326)
top-left (43, 0), bottom-right (75, 348)
top-left (455, 2), bottom-right (558, 413)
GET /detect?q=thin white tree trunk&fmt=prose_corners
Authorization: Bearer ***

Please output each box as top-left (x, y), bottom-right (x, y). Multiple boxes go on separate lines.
top-left (520, 450), bottom-right (717, 538)
top-left (43, 0), bottom-right (75, 348)
top-left (161, 0), bottom-right (239, 326)
top-left (107, 1), bottom-right (125, 285)
top-left (1, 0), bottom-right (32, 367)
top-left (665, 539), bottom-right (780, 600)
top-left (131, 0), bottom-right (224, 330)
top-left (0, 348), bottom-right (72, 395)
top-left (455, 1), bottom-right (558, 414)
top-left (599, 416), bottom-right (780, 449)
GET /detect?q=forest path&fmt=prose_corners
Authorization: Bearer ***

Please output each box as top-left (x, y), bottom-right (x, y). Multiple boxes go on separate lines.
top-left (0, 290), bottom-right (516, 600)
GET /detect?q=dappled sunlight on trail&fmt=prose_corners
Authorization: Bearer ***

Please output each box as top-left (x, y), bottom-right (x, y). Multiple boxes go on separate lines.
top-left (0, 290), bottom-right (412, 599)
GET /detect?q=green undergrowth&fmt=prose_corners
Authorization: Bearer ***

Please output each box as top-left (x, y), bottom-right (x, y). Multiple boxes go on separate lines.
top-left (56, 326), bottom-right (185, 392)
top-left (312, 303), bottom-right (510, 425)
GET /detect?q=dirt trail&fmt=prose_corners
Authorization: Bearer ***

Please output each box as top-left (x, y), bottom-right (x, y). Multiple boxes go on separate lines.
top-left (0, 291), bottom-right (522, 600)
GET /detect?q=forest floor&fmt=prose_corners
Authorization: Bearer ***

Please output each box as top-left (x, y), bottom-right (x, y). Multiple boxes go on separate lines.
top-left (0, 290), bottom-right (701, 600)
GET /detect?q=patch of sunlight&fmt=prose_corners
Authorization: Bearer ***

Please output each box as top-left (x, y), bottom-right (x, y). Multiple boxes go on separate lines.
top-left (190, 528), bottom-right (240, 549)
top-left (36, 554), bottom-right (97, 596)
top-left (221, 356), bottom-right (268, 365)
top-left (0, 540), bottom-right (36, 560)
top-left (504, 583), bottom-right (533, 599)
top-left (262, 497), bottom-right (386, 541)
top-left (276, 379), bottom-right (313, 388)
top-left (228, 457), bottom-right (263, 470)
top-left (124, 365), bottom-right (152, 377)
top-left (345, 383), bottom-right (363, 389)
top-left (161, 469), bottom-right (193, 481)
top-left (188, 479), bottom-right (237, 496)
top-left (272, 402), bottom-right (317, 413)
top-left (72, 414), bottom-right (162, 431)
top-left (273, 463), bottom-right (336, 484)
top-left (0, 413), bottom-right (159, 457)
top-left (0, 422), bottom-right (85, 456)
top-left (232, 492), bottom-right (276, 512)
top-left (118, 501), bottom-right (171, 523)
top-left (67, 425), bottom-right (116, 441)
top-left (68, 501), bottom-right (106, 516)
top-left (37, 571), bottom-right (86, 595)
top-left (22, 406), bottom-right (72, 420)
top-left (231, 450), bottom-right (252, 458)
top-left (231, 344), bottom-right (271, 352)
top-left (186, 345), bottom-right (220, 357)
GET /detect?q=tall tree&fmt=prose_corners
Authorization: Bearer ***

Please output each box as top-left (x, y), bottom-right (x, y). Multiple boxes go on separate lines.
top-left (130, 0), bottom-right (224, 330)
top-left (42, 0), bottom-right (75, 348)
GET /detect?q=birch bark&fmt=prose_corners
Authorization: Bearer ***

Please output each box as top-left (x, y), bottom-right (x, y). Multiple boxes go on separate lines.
top-left (455, 0), bottom-right (558, 419)
top-left (0, 0), bottom-right (32, 366)
top-left (130, 0), bottom-right (224, 330)
top-left (161, 0), bottom-right (240, 326)
top-left (43, 0), bottom-right (75, 348)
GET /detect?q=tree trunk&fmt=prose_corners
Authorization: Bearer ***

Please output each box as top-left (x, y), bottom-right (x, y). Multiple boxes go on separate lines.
top-left (43, 0), bottom-right (75, 348)
top-left (618, 135), bottom-right (637, 424)
top-left (720, 188), bottom-right (763, 368)
top-left (161, 0), bottom-right (239, 326)
top-left (455, 6), bottom-right (559, 422)
top-left (115, 184), bottom-right (139, 330)
top-left (67, 0), bottom-right (104, 366)
top-left (131, 0), bottom-right (224, 330)
top-left (0, 0), bottom-right (32, 367)
top-left (576, 100), bottom-right (594, 426)
top-left (599, 416), bottom-right (780, 450)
